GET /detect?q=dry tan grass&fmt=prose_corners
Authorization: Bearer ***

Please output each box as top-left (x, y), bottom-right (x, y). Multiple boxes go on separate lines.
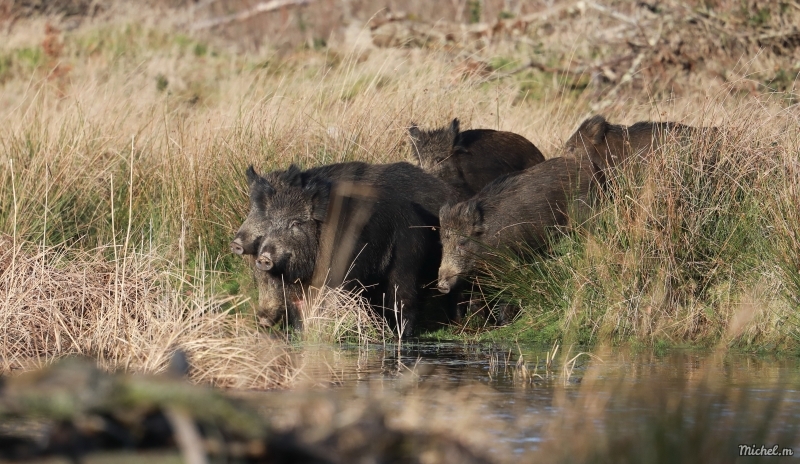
top-left (595, 114), bottom-right (791, 342)
top-left (297, 284), bottom-right (395, 345)
top-left (0, 234), bottom-right (299, 389)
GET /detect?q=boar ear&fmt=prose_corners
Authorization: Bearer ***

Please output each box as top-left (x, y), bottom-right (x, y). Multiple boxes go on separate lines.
top-left (438, 202), bottom-right (452, 220)
top-left (304, 177), bottom-right (331, 221)
top-left (579, 115), bottom-right (609, 145)
top-left (408, 123), bottom-right (421, 141)
top-left (462, 201), bottom-right (484, 233)
top-left (449, 118), bottom-right (460, 145)
top-left (249, 173), bottom-right (275, 205)
top-left (246, 165), bottom-right (259, 187)
top-left (246, 165), bottom-right (274, 194)
top-left (282, 164), bottom-right (303, 187)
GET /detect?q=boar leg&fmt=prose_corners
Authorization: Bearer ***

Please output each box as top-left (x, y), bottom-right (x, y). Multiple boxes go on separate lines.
top-left (383, 266), bottom-right (421, 338)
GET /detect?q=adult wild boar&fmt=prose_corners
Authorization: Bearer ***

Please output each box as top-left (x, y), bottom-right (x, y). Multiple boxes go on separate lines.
top-left (408, 118), bottom-right (545, 200)
top-left (235, 161), bottom-right (456, 335)
top-left (562, 115), bottom-right (717, 175)
top-left (437, 157), bottom-right (596, 295)
top-left (231, 162), bottom-right (456, 257)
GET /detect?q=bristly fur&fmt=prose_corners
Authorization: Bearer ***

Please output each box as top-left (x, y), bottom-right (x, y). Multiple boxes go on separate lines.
top-left (247, 166), bottom-right (276, 211)
top-left (410, 119), bottom-right (545, 200)
top-left (437, 156), bottom-right (596, 293)
top-left (408, 118), bottom-right (460, 167)
top-left (563, 114), bottom-right (713, 174)
top-left (236, 161), bottom-right (456, 335)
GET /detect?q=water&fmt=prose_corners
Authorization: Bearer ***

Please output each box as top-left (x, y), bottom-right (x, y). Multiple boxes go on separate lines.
top-left (270, 342), bottom-right (800, 460)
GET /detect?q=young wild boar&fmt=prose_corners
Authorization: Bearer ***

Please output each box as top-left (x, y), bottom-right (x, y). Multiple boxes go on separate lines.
top-left (408, 118), bottom-right (546, 200)
top-left (436, 157), bottom-right (597, 295)
top-left (256, 272), bottom-right (305, 330)
top-left (242, 254), bottom-right (305, 329)
top-left (234, 161), bottom-right (456, 335)
top-left (562, 115), bottom-right (716, 175)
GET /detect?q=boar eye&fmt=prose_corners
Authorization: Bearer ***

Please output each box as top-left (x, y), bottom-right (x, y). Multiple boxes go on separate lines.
top-left (289, 220), bottom-right (301, 229)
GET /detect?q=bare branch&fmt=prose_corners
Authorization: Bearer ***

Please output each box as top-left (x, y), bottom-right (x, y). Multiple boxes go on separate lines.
top-left (755, 28), bottom-right (800, 42)
top-left (584, 1), bottom-right (639, 26)
top-left (190, 0), bottom-right (314, 31)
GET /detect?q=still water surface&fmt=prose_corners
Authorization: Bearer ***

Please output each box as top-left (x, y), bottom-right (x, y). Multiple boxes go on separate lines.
top-left (277, 342), bottom-right (800, 459)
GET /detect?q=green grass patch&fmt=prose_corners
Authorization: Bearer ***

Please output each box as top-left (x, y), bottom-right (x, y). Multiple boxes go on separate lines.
top-left (469, 127), bottom-right (795, 351)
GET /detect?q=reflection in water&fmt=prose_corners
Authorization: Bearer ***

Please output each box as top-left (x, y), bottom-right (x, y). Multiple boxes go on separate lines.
top-left (4, 343), bottom-right (797, 462)
top-left (262, 342), bottom-right (800, 461)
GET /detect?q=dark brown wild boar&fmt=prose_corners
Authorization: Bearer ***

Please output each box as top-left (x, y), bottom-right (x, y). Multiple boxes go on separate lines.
top-left (233, 161), bottom-right (458, 335)
top-left (437, 157), bottom-right (597, 295)
top-left (562, 115), bottom-right (718, 175)
top-left (231, 162), bottom-right (457, 259)
top-left (408, 118), bottom-right (545, 200)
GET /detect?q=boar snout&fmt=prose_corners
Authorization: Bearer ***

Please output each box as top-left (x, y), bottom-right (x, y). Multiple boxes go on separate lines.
top-left (230, 239), bottom-right (245, 255)
top-left (230, 232), bottom-right (260, 256)
top-left (255, 252), bottom-right (274, 271)
top-left (257, 311), bottom-right (281, 328)
top-left (438, 261), bottom-right (460, 294)
top-left (437, 274), bottom-right (458, 294)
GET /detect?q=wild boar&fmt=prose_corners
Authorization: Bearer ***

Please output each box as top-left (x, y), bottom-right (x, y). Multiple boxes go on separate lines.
top-left (437, 156), bottom-right (597, 294)
top-left (408, 118), bottom-right (545, 200)
top-left (238, 161), bottom-right (456, 336)
top-left (244, 254), bottom-right (305, 330)
top-left (562, 115), bottom-right (717, 175)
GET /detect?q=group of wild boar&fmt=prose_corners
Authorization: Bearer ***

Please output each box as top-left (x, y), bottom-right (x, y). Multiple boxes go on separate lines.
top-left (231, 115), bottom-right (715, 336)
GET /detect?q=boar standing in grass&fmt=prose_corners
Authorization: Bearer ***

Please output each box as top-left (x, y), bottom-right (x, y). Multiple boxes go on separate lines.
top-left (436, 157), bottom-right (597, 296)
top-left (408, 118), bottom-right (546, 200)
top-left (233, 161), bottom-right (457, 335)
top-left (563, 115), bottom-right (717, 179)
top-left (230, 162), bottom-right (432, 330)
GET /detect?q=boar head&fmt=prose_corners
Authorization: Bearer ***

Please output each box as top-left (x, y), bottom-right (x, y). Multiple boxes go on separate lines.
top-left (436, 199), bottom-right (484, 294)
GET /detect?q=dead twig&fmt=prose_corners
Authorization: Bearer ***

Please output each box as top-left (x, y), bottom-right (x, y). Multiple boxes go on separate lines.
top-left (190, 0), bottom-right (314, 31)
top-left (517, 1), bottom-right (581, 24)
top-left (585, 1), bottom-right (639, 26)
top-left (508, 59), bottom-right (589, 78)
top-left (165, 408), bottom-right (209, 464)
top-left (754, 28), bottom-right (800, 43)
top-left (592, 51), bottom-right (646, 111)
